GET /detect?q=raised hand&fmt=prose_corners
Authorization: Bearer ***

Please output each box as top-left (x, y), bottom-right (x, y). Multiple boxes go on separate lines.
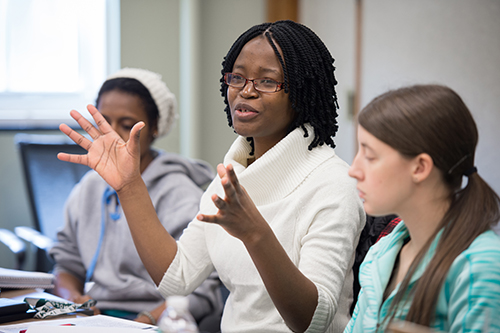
top-left (197, 164), bottom-right (269, 244)
top-left (57, 104), bottom-right (144, 192)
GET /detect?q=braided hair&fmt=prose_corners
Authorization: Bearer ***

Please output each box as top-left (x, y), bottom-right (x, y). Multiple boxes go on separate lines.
top-left (220, 20), bottom-right (340, 153)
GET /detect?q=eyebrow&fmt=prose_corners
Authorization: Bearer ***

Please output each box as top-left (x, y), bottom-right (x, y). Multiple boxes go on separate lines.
top-left (102, 115), bottom-right (139, 123)
top-left (360, 142), bottom-right (375, 154)
top-left (232, 64), bottom-right (281, 77)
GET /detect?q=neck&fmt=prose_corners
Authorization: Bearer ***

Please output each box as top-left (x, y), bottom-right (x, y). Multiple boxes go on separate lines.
top-left (140, 149), bottom-right (157, 174)
top-left (398, 175), bottom-right (450, 251)
top-left (252, 135), bottom-right (285, 161)
top-left (398, 190), bottom-right (450, 253)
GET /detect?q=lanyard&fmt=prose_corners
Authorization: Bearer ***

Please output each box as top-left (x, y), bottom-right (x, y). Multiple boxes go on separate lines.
top-left (85, 186), bottom-right (121, 283)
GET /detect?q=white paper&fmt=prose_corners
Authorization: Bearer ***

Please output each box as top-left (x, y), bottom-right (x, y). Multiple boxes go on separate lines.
top-left (0, 315), bottom-right (157, 333)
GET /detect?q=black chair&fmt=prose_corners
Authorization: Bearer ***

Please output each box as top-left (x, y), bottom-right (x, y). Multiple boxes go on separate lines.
top-left (14, 133), bottom-right (91, 272)
top-left (0, 228), bottom-right (26, 270)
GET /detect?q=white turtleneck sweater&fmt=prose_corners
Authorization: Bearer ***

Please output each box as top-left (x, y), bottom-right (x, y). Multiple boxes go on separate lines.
top-left (158, 125), bottom-right (365, 333)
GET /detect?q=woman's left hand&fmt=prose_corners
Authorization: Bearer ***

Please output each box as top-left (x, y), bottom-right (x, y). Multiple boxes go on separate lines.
top-left (197, 163), bottom-right (269, 245)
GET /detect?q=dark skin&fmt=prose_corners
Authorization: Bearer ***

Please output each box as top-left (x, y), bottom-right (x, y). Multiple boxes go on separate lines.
top-left (58, 36), bottom-right (318, 332)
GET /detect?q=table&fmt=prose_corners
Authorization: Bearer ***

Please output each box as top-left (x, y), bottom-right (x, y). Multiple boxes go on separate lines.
top-left (0, 289), bottom-right (85, 326)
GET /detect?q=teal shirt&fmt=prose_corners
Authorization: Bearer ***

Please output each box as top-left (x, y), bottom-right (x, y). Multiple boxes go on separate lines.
top-left (345, 222), bottom-right (500, 333)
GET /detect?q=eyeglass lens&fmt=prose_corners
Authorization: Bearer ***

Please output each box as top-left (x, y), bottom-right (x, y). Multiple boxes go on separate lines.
top-left (225, 73), bottom-right (281, 93)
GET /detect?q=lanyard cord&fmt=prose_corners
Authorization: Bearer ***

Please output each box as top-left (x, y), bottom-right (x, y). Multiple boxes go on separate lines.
top-left (85, 186), bottom-right (121, 283)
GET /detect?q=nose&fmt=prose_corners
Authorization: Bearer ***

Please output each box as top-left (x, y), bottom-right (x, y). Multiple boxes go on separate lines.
top-left (109, 122), bottom-right (126, 140)
top-left (240, 79), bottom-right (258, 98)
top-left (348, 152), bottom-right (363, 181)
top-left (110, 122), bottom-right (119, 133)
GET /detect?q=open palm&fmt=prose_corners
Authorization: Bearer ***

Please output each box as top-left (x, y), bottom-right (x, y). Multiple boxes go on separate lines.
top-left (58, 104), bottom-right (143, 191)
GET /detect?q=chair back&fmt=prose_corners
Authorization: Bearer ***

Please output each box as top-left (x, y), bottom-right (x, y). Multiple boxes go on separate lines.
top-left (15, 133), bottom-right (91, 242)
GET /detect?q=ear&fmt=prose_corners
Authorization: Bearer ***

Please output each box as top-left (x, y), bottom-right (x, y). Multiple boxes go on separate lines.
top-left (411, 153), bottom-right (434, 183)
top-left (150, 121), bottom-right (159, 142)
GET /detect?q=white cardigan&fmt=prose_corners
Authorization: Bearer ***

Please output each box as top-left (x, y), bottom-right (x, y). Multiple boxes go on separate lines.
top-left (158, 124), bottom-right (365, 333)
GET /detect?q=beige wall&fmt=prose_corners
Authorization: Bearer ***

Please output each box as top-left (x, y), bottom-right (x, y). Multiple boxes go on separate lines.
top-left (301, 0), bottom-right (500, 195)
top-left (120, 0), bottom-right (181, 154)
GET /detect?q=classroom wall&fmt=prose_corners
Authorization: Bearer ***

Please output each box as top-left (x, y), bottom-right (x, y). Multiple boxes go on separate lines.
top-left (301, 0), bottom-right (500, 195)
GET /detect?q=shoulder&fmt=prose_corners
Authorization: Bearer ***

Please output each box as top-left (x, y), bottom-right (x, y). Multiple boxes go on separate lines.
top-left (445, 231), bottom-right (500, 302)
top-left (363, 222), bottom-right (408, 260)
top-left (443, 231), bottom-right (500, 330)
top-left (144, 150), bottom-right (214, 187)
top-left (450, 231), bottom-right (500, 276)
top-left (304, 150), bottom-right (356, 191)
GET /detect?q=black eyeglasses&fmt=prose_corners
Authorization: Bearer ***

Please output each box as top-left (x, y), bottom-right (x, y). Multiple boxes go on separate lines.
top-left (224, 73), bottom-right (284, 93)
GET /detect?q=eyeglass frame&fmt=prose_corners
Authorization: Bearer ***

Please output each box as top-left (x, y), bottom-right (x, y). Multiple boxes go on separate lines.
top-left (224, 72), bottom-right (285, 93)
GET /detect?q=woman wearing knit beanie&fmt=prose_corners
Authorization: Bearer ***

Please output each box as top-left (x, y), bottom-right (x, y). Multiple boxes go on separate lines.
top-left (50, 68), bottom-right (223, 331)
top-left (58, 20), bottom-right (364, 333)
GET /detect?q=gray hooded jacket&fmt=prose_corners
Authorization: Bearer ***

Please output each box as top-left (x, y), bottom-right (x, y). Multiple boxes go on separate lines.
top-left (50, 149), bottom-right (220, 321)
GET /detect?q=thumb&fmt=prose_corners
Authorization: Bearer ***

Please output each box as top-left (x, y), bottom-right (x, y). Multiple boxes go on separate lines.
top-left (129, 121), bottom-right (145, 153)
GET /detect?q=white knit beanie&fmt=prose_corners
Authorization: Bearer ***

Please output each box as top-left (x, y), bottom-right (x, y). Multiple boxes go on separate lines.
top-left (106, 68), bottom-right (178, 138)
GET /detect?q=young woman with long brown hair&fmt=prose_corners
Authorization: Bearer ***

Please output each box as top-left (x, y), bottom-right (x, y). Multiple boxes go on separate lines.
top-left (346, 84), bottom-right (500, 332)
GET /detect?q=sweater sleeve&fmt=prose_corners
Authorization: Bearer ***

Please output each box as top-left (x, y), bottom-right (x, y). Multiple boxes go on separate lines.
top-left (298, 162), bottom-right (365, 333)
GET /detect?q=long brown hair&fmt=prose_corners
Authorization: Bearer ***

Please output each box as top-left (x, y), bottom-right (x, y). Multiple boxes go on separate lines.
top-left (358, 84), bottom-right (500, 326)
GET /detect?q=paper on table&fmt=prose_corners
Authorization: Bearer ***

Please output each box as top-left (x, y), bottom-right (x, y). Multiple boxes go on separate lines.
top-left (0, 315), bottom-right (157, 333)
top-left (27, 327), bottom-right (151, 333)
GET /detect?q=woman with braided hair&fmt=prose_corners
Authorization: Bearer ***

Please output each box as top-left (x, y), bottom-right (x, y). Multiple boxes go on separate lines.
top-left (346, 84), bottom-right (500, 332)
top-left (57, 20), bottom-right (365, 332)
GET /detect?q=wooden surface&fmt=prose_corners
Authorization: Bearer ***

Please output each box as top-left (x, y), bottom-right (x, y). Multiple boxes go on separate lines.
top-left (267, 0), bottom-right (298, 22)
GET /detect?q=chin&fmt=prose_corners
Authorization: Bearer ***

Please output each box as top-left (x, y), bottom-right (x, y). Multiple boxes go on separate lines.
top-left (364, 204), bottom-right (393, 217)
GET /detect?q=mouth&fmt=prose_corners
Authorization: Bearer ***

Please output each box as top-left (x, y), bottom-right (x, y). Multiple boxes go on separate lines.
top-left (236, 108), bottom-right (257, 113)
top-left (233, 103), bottom-right (258, 114)
top-left (232, 103), bottom-right (259, 121)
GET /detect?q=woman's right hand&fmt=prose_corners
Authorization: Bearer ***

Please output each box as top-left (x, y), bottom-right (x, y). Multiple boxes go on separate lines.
top-left (58, 104), bottom-right (144, 192)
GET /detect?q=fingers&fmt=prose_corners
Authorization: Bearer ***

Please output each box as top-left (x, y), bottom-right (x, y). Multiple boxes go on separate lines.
top-left (220, 164), bottom-right (242, 199)
top-left (59, 123), bottom-right (93, 151)
top-left (225, 164), bottom-right (240, 189)
top-left (57, 151), bottom-right (89, 166)
top-left (216, 164), bottom-right (227, 179)
top-left (212, 194), bottom-right (227, 209)
top-left (86, 104), bottom-right (114, 137)
top-left (68, 108), bottom-right (102, 141)
top-left (197, 213), bottom-right (217, 223)
top-left (196, 194), bottom-right (226, 224)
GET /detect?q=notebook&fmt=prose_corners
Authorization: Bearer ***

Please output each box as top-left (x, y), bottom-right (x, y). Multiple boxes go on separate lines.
top-left (0, 298), bottom-right (36, 324)
top-left (0, 268), bottom-right (55, 290)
